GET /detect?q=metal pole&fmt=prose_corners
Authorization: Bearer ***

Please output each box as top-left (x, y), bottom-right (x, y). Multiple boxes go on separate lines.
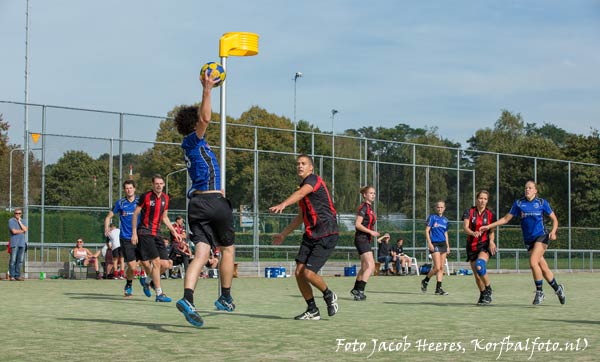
top-left (412, 144), bottom-right (416, 251)
top-left (568, 161), bottom-right (572, 271)
top-left (331, 109), bottom-right (338, 199)
top-left (119, 113), bottom-right (124, 199)
top-left (109, 138), bottom-right (114, 208)
top-left (293, 72), bottom-right (302, 154)
top-left (253, 127), bottom-right (259, 263)
top-left (456, 149), bottom-right (460, 262)
top-left (23, 0), bottom-right (30, 247)
top-left (9, 148), bottom-right (23, 211)
top-left (496, 153), bottom-right (500, 269)
top-left (220, 57), bottom-right (227, 193)
top-left (40, 106), bottom-right (46, 258)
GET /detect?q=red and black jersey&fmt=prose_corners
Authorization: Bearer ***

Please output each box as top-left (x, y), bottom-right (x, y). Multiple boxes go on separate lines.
top-left (463, 206), bottom-right (496, 252)
top-left (298, 174), bottom-right (338, 240)
top-left (137, 191), bottom-right (169, 236)
top-left (355, 202), bottom-right (376, 240)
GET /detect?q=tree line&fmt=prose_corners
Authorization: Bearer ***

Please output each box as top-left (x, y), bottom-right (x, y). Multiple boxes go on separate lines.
top-left (1, 108), bottom-right (599, 230)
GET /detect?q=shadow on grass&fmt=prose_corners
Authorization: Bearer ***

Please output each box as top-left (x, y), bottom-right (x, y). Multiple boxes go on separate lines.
top-left (384, 300), bottom-right (527, 308)
top-left (64, 292), bottom-right (142, 301)
top-left (57, 317), bottom-right (211, 332)
top-left (540, 319), bottom-right (600, 325)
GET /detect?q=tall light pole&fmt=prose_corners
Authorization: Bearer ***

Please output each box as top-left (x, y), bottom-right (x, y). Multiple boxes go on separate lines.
top-left (293, 72), bottom-right (303, 153)
top-left (165, 165), bottom-right (187, 196)
top-left (9, 148), bottom-right (24, 211)
top-left (331, 109), bottom-right (338, 199)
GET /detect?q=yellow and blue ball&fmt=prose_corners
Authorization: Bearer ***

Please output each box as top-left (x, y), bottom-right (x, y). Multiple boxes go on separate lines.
top-left (200, 62), bottom-right (226, 87)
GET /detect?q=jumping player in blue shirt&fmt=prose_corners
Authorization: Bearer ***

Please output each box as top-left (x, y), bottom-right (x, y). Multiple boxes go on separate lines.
top-left (421, 200), bottom-right (450, 295)
top-left (174, 68), bottom-right (237, 328)
top-left (481, 180), bottom-right (566, 305)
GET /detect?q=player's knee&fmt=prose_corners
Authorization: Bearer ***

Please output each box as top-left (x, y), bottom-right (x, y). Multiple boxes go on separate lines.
top-left (475, 258), bottom-right (487, 276)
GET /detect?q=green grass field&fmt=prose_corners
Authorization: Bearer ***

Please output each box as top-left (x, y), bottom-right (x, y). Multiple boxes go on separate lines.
top-left (1, 273), bottom-right (598, 361)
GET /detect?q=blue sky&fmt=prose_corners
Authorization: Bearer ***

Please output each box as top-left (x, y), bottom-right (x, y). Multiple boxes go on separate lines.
top-left (1, 0), bottom-right (599, 150)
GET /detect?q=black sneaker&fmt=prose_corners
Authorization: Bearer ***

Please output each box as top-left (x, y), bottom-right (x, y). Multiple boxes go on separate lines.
top-left (477, 292), bottom-right (485, 305)
top-left (353, 290), bottom-right (367, 301)
top-left (420, 278), bottom-right (428, 293)
top-left (350, 289), bottom-right (360, 298)
top-left (294, 308), bottom-right (321, 320)
top-left (435, 288), bottom-right (449, 296)
top-left (323, 291), bottom-right (339, 316)
top-left (555, 284), bottom-right (566, 305)
top-left (532, 290), bottom-right (545, 305)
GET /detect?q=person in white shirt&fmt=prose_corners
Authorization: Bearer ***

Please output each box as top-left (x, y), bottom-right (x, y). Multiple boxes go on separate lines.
top-left (107, 223), bottom-right (125, 279)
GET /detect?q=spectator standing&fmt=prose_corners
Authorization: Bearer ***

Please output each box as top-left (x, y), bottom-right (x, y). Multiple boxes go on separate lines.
top-left (8, 208), bottom-right (28, 281)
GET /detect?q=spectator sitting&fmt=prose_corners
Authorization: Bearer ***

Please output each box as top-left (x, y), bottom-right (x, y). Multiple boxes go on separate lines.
top-left (392, 238), bottom-right (412, 275)
top-left (377, 233), bottom-right (394, 275)
top-left (102, 239), bottom-right (115, 279)
top-left (71, 238), bottom-right (102, 279)
top-left (205, 247), bottom-right (220, 278)
top-left (168, 237), bottom-right (192, 278)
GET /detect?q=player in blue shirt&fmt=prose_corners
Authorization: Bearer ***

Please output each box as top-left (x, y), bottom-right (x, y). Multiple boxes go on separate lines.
top-left (421, 200), bottom-right (450, 296)
top-left (104, 180), bottom-right (140, 296)
top-left (174, 68), bottom-right (236, 328)
top-left (481, 180), bottom-right (565, 305)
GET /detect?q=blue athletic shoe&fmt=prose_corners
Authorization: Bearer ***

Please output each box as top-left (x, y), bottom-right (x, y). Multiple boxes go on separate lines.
top-left (155, 293), bottom-right (172, 303)
top-left (214, 295), bottom-right (235, 312)
top-left (124, 284), bottom-right (133, 297)
top-left (176, 299), bottom-right (204, 328)
top-left (139, 277), bottom-right (151, 298)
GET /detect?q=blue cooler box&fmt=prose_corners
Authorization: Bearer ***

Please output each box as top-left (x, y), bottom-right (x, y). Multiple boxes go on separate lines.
top-left (344, 265), bottom-right (357, 277)
top-left (265, 267), bottom-right (286, 278)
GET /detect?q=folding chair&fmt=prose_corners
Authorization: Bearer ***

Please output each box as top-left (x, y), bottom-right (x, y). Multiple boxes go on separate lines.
top-left (69, 249), bottom-right (91, 279)
top-left (427, 254), bottom-right (450, 276)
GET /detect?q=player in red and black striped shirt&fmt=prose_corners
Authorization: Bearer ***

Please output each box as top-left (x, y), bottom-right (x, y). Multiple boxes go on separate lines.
top-left (462, 190), bottom-right (496, 305)
top-left (350, 185), bottom-right (379, 301)
top-left (132, 175), bottom-right (181, 303)
top-left (270, 154), bottom-right (339, 320)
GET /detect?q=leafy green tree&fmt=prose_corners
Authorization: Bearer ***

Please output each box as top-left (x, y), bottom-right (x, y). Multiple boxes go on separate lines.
top-left (45, 151), bottom-right (108, 206)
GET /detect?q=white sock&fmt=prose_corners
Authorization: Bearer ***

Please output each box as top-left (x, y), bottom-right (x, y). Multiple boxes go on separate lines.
top-left (156, 287), bottom-right (162, 296)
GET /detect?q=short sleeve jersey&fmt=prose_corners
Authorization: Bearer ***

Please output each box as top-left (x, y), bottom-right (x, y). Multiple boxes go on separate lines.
top-left (182, 132), bottom-right (221, 197)
top-left (427, 214), bottom-right (449, 243)
top-left (463, 207), bottom-right (496, 252)
top-left (8, 217), bottom-right (27, 247)
top-left (137, 191), bottom-right (169, 236)
top-left (299, 174), bottom-right (338, 240)
top-left (355, 202), bottom-right (376, 240)
top-left (509, 197), bottom-right (553, 242)
top-left (394, 244), bottom-right (404, 255)
top-left (112, 196), bottom-right (139, 240)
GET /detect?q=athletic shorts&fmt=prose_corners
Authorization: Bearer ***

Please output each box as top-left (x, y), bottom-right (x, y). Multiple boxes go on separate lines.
top-left (296, 233), bottom-right (338, 273)
top-left (525, 233), bottom-right (549, 252)
top-left (354, 234), bottom-right (373, 255)
top-left (137, 234), bottom-right (168, 261)
top-left (121, 238), bottom-right (139, 263)
top-left (187, 193), bottom-right (235, 247)
top-left (466, 244), bottom-right (490, 262)
top-left (430, 242), bottom-right (447, 254)
top-left (111, 247), bottom-right (123, 259)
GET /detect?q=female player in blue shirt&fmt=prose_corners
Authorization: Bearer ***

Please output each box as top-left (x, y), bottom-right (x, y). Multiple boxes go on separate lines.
top-left (421, 200), bottom-right (450, 295)
top-left (481, 180), bottom-right (565, 305)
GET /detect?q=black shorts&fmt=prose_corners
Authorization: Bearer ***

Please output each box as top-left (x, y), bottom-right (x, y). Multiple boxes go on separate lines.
top-left (430, 242), bottom-right (447, 254)
top-left (137, 234), bottom-right (168, 261)
top-left (354, 234), bottom-right (373, 255)
top-left (466, 245), bottom-right (490, 262)
top-left (121, 238), bottom-right (139, 263)
top-left (525, 233), bottom-right (549, 252)
top-left (188, 193), bottom-right (235, 248)
top-left (111, 247), bottom-right (123, 259)
top-left (296, 234), bottom-right (338, 273)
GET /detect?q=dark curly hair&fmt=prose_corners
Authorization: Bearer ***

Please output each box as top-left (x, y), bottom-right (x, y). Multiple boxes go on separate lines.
top-left (173, 106), bottom-right (199, 135)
